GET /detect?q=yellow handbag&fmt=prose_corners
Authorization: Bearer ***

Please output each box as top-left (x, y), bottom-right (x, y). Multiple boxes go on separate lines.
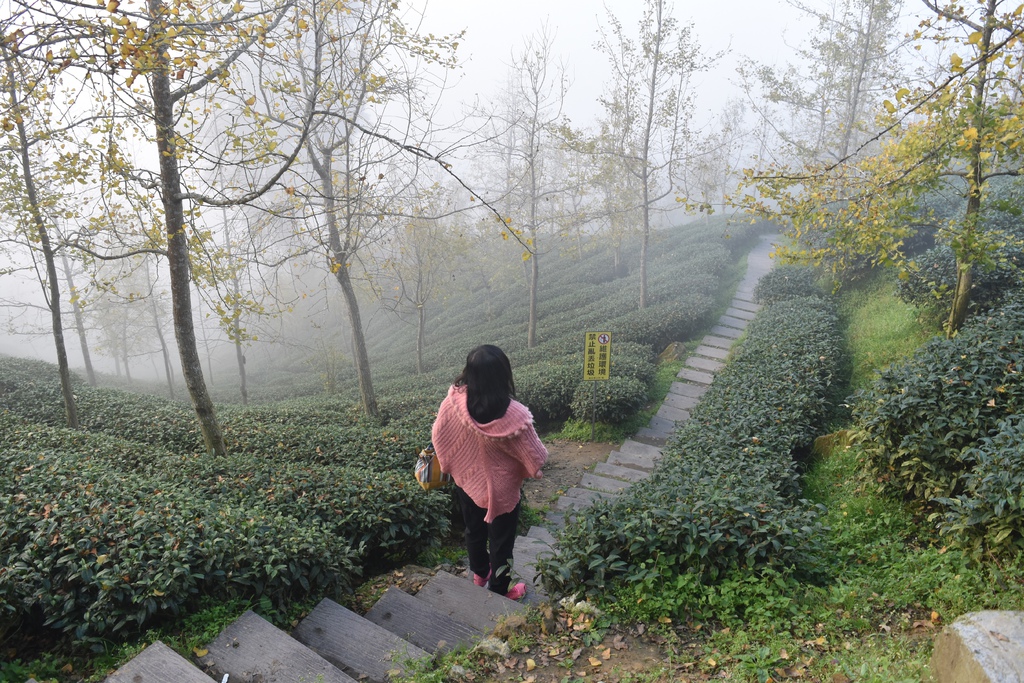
top-left (414, 443), bottom-right (453, 491)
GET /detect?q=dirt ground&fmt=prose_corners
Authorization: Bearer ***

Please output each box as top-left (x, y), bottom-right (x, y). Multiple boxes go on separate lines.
top-left (521, 439), bottom-right (615, 511)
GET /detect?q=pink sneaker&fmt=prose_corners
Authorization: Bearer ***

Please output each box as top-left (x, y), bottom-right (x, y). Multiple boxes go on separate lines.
top-left (473, 569), bottom-right (492, 587)
top-left (505, 582), bottom-right (527, 601)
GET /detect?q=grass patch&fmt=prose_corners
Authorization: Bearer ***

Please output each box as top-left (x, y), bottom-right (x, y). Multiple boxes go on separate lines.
top-left (837, 272), bottom-right (939, 391)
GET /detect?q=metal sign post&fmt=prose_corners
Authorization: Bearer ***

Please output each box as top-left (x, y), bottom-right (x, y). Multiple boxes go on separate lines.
top-left (583, 331), bottom-right (611, 441)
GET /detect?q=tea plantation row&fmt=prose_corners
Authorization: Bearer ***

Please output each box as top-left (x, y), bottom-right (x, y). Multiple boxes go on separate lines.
top-left (536, 267), bottom-right (842, 600)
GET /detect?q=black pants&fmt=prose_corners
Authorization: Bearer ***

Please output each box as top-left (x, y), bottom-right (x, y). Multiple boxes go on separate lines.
top-left (456, 487), bottom-right (520, 595)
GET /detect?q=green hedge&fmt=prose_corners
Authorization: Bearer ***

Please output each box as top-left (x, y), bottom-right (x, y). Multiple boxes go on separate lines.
top-left (852, 296), bottom-right (1024, 501)
top-left (753, 265), bottom-right (822, 304)
top-left (0, 412), bottom-right (449, 641)
top-left (537, 294), bottom-right (841, 598)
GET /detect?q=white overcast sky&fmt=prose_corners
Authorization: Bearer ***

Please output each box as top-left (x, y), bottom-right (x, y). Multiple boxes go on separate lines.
top-left (413, 0), bottom-right (816, 129)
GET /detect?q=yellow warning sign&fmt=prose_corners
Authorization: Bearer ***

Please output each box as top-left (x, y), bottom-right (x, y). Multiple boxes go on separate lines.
top-left (583, 332), bottom-right (611, 381)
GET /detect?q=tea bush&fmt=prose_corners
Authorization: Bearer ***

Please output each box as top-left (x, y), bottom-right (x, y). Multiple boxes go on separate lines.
top-left (754, 265), bottom-right (822, 304)
top-left (0, 412), bottom-right (449, 641)
top-left (937, 414), bottom-right (1024, 555)
top-left (897, 244), bottom-right (1022, 312)
top-left (537, 294), bottom-right (841, 600)
top-left (852, 296), bottom-right (1024, 501)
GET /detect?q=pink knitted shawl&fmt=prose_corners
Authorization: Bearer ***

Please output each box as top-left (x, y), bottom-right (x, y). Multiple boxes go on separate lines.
top-left (431, 385), bottom-right (548, 523)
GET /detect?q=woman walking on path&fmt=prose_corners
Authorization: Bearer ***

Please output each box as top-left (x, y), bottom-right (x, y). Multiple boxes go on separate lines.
top-left (431, 345), bottom-right (548, 600)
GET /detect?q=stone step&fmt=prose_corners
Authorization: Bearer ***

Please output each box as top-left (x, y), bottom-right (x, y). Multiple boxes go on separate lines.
top-left (527, 525), bottom-right (557, 545)
top-left (710, 324), bottom-right (743, 339)
top-left (414, 570), bottom-right (526, 633)
top-left (678, 368), bottom-right (714, 384)
top-left (693, 344), bottom-right (729, 360)
top-left (725, 306), bottom-right (757, 321)
top-left (669, 382), bottom-right (707, 399)
top-left (619, 439), bottom-right (663, 459)
top-left (364, 586), bottom-right (482, 654)
top-left (554, 494), bottom-right (593, 511)
top-left (655, 404), bottom-right (690, 423)
top-left (701, 334), bottom-right (735, 350)
top-left (636, 426), bottom-right (672, 442)
top-left (565, 487), bottom-right (616, 503)
top-left (594, 461), bottom-right (651, 482)
top-left (686, 355), bottom-right (724, 373)
top-left (513, 536), bottom-right (554, 594)
top-left (730, 299), bottom-right (762, 313)
top-left (663, 392), bottom-right (698, 412)
top-left (292, 598), bottom-right (427, 683)
top-left (580, 472), bottom-right (632, 493)
top-left (718, 314), bottom-right (749, 329)
top-left (103, 641), bottom-right (212, 683)
top-left (931, 610), bottom-right (1024, 682)
top-left (199, 611), bottom-right (356, 683)
top-left (607, 449), bottom-right (659, 471)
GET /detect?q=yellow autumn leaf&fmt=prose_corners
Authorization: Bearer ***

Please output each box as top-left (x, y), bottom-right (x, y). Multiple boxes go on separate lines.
top-left (964, 127), bottom-right (979, 141)
top-left (968, 31), bottom-right (982, 44)
top-left (245, 95), bottom-right (256, 106)
top-left (588, 657), bottom-right (602, 667)
top-left (521, 251), bottom-right (531, 261)
top-left (232, 1), bottom-right (243, 11)
top-left (951, 53), bottom-right (963, 69)
top-left (526, 659), bottom-right (536, 671)
top-left (882, 100), bottom-right (896, 114)
top-left (193, 647), bottom-right (208, 657)
top-left (106, 0), bottom-right (119, 11)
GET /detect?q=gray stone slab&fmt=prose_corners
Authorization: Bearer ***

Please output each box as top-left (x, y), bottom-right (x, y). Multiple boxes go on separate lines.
top-left (686, 356), bottom-right (724, 373)
top-left (647, 414), bottom-right (676, 433)
top-left (693, 344), bottom-right (729, 360)
top-left (580, 472), bottom-right (632, 493)
top-left (527, 525), bottom-right (557, 545)
top-left (619, 439), bottom-right (662, 459)
top-left (292, 598), bottom-right (427, 682)
top-left (678, 368), bottom-right (714, 384)
top-left (607, 449), bottom-right (658, 470)
top-left (718, 314), bottom-right (749, 329)
top-left (636, 426), bottom-right (672, 441)
top-left (566, 487), bottom-right (616, 503)
top-left (669, 382), bottom-right (708, 399)
top-left (554, 494), bottom-right (593, 511)
top-left (200, 611), bottom-right (356, 683)
top-left (710, 325), bottom-right (743, 339)
top-left (656, 404), bottom-right (690, 423)
top-left (730, 299), bottom-right (762, 313)
top-left (663, 391), bottom-right (698, 412)
top-left (725, 307), bottom-right (757, 321)
top-left (701, 335), bottom-right (735, 350)
top-left (594, 461), bottom-right (651, 482)
top-left (932, 610), bottom-right (1024, 682)
top-left (415, 571), bottom-right (526, 633)
top-left (364, 587), bottom-right (482, 655)
top-left (104, 641), bottom-right (213, 683)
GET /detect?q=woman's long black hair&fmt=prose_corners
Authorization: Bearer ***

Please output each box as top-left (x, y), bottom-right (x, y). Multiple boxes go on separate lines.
top-left (454, 344), bottom-right (515, 423)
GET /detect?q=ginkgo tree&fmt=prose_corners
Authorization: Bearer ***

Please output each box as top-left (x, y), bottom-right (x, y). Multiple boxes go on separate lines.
top-left (745, 0), bottom-right (1024, 334)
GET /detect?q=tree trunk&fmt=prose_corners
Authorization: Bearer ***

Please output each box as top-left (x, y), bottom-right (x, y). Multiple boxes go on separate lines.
top-left (527, 232), bottom-right (539, 348)
top-left (149, 0), bottom-right (225, 454)
top-left (4, 49), bottom-right (79, 428)
top-left (416, 303), bottom-right (425, 375)
top-left (151, 297), bottom-right (175, 400)
top-left (60, 253), bottom-right (96, 386)
top-left (334, 264), bottom-right (378, 418)
top-left (947, 0), bottom-right (995, 335)
top-left (234, 329), bottom-right (248, 406)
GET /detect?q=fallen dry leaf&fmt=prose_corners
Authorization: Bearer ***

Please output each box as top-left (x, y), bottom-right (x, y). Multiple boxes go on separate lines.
top-left (601, 648), bottom-right (611, 660)
top-left (526, 659), bottom-right (536, 672)
top-left (588, 657), bottom-right (603, 667)
top-left (780, 648), bottom-right (789, 660)
top-left (913, 620), bottom-right (936, 630)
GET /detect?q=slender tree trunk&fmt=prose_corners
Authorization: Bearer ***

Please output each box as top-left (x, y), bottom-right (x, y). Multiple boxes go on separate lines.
top-left (527, 232), bottom-right (539, 349)
top-left (335, 264), bottom-right (378, 417)
top-left (947, 0), bottom-right (995, 335)
top-left (416, 303), bottom-right (425, 375)
top-left (149, 0), bottom-right (225, 454)
top-left (151, 297), bottom-right (175, 400)
top-left (234, 324), bottom-right (248, 405)
top-left (4, 49), bottom-right (79, 428)
top-left (638, 0), bottom-right (664, 311)
top-left (60, 253), bottom-right (96, 386)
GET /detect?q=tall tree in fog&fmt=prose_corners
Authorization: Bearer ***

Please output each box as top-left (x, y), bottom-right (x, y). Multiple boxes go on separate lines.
top-left (0, 37), bottom-right (83, 428)
top-left (596, 0), bottom-right (711, 309)
top-left (383, 184), bottom-right (464, 374)
top-left (267, 0), bottom-right (457, 418)
top-left (60, 253), bottom-right (97, 387)
top-left (506, 28), bottom-right (567, 348)
top-left (738, 0), bottom-right (903, 165)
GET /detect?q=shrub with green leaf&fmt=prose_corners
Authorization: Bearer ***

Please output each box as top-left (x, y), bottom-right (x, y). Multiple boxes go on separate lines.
top-left (537, 294), bottom-right (841, 602)
top-left (852, 296), bottom-right (1024, 501)
top-left (754, 265), bottom-right (822, 304)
